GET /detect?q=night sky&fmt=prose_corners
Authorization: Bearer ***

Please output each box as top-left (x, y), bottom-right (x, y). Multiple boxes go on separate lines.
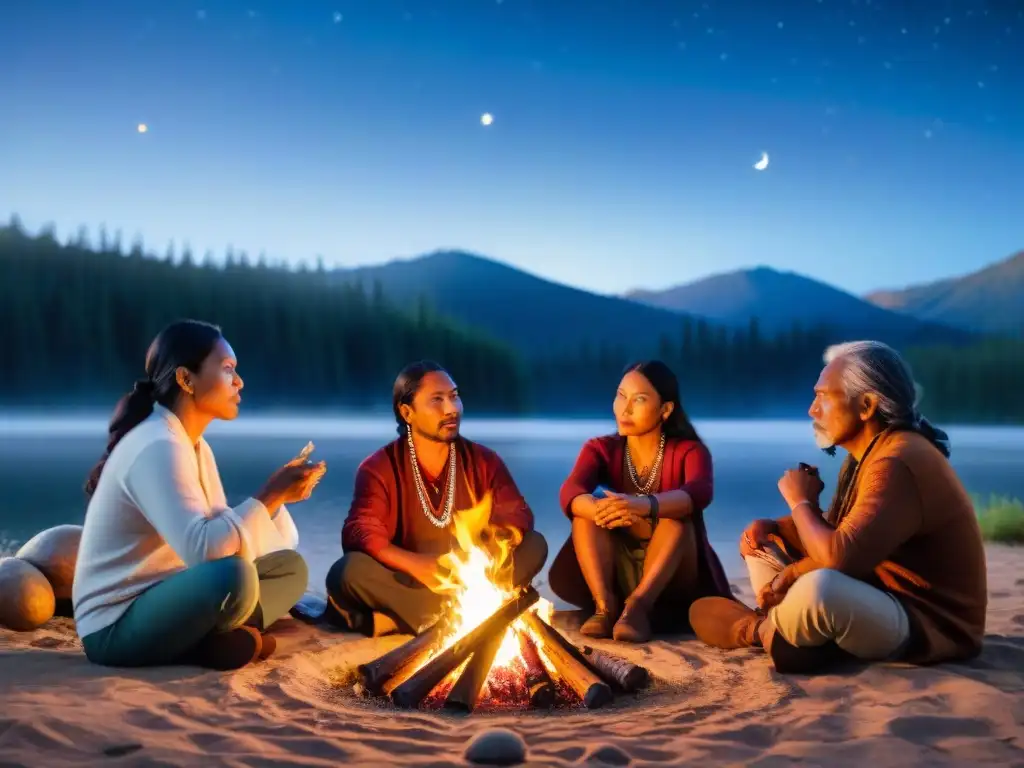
top-left (2, 1), bottom-right (1022, 295)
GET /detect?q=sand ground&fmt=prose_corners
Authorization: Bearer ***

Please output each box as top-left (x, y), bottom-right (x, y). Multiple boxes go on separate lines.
top-left (2, 545), bottom-right (1022, 767)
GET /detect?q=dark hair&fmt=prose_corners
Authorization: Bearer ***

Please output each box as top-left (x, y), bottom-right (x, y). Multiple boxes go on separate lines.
top-left (84, 319), bottom-right (224, 497)
top-left (392, 360), bottom-right (449, 434)
top-left (622, 360), bottom-right (702, 442)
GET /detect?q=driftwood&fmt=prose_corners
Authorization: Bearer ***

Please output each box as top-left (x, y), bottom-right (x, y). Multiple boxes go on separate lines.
top-left (517, 629), bottom-right (554, 709)
top-left (581, 645), bottom-right (650, 692)
top-left (521, 612), bottom-right (612, 709)
top-left (391, 587), bottom-right (539, 708)
top-left (358, 618), bottom-right (449, 695)
top-left (443, 631), bottom-right (506, 713)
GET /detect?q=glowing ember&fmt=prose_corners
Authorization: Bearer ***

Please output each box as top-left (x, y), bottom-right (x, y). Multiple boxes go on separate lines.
top-left (362, 492), bottom-right (642, 712)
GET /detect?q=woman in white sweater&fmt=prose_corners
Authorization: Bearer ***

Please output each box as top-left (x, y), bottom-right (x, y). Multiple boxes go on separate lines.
top-left (73, 319), bottom-right (327, 671)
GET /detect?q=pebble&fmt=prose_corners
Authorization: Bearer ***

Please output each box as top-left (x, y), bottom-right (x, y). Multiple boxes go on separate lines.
top-left (582, 743), bottom-right (632, 765)
top-left (464, 728), bottom-right (527, 766)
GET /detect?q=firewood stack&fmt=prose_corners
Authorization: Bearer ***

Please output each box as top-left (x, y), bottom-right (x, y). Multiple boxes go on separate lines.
top-left (356, 586), bottom-right (652, 713)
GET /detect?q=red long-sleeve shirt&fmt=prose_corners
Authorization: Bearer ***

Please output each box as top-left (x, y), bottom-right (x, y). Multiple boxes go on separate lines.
top-left (557, 433), bottom-right (731, 599)
top-left (342, 436), bottom-right (534, 558)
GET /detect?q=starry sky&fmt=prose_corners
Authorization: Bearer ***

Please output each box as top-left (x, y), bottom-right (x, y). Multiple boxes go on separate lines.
top-left (2, 1), bottom-right (1022, 296)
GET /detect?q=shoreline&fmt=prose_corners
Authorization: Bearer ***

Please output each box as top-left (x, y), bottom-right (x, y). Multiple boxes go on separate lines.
top-left (2, 544), bottom-right (1022, 766)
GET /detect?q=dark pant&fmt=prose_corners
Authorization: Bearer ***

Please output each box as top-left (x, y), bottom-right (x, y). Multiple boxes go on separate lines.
top-left (81, 550), bottom-right (308, 667)
top-left (325, 530), bottom-right (548, 636)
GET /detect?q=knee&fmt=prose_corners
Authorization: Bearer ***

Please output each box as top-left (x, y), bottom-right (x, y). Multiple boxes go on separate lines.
top-left (210, 555), bottom-right (259, 595)
top-left (786, 568), bottom-right (844, 611)
top-left (277, 549), bottom-right (309, 596)
top-left (327, 552), bottom-right (376, 595)
top-left (518, 530), bottom-right (549, 568)
top-left (208, 556), bottom-right (260, 628)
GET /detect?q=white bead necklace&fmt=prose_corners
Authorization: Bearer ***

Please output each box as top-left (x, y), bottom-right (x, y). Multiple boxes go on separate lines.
top-left (407, 426), bottom-right (457, 528)
top-left (625, 432), bottom-right (666, 494)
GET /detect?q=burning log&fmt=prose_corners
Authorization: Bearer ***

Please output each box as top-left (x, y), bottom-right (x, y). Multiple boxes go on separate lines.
top-left (443, 632), bottom-right (505, 713)
top-left (581, 646), bottom-right (650, 692)
top-left (358, 618), bottom-right (449, 696)
top-left (391, 587), bottom-right (539, 708)
top-left (521, 612), bottom-right (613, 709)
top-left (517, 629), bottom-right (554, 709)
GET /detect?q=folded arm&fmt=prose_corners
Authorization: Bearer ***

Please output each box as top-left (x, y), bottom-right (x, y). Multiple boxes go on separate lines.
top-left (561, 440), bottom-right (605, 521)
top-left (487, 453), bottom-right (534, 536)
top-left (790, 458), bottom-right (922, 577)
top-left (649, 441), bottom-right (714, 520)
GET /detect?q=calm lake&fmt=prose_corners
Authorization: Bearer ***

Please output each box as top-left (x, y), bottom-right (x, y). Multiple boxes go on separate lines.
top-left (2, 415), bottom-right (1022, 605)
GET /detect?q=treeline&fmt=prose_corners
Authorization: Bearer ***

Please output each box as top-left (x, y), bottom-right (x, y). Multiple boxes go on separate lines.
top-left (1, 217), bottom-right (1022, 425)
top-left (531, 318), bottom-right (834, 416)
top-left (0, 220), bottom-right (529, 412)
top-left (534, 322), bottom-right (1024, 424)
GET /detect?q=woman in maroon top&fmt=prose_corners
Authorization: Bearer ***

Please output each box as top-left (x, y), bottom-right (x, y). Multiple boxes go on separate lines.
top-left (549, 360), bottom-right (731, 642)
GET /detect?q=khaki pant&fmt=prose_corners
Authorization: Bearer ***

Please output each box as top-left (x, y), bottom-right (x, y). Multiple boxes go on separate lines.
top-left (746, 543), bottom-right (910, 660)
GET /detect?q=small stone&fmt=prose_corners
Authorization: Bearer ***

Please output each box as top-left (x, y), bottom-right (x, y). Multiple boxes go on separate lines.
top-left (582, 743), bottom-right (632, 765)
top-left (16, 524), bottom-right (83, 600)
top-left (0, 557), bottom-right (55, 631)
top-left (464, 727), bottom-right (527, 766)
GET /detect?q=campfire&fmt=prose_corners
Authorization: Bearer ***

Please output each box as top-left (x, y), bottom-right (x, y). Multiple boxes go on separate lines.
top-left (357, 495), bottom-right (651, 712)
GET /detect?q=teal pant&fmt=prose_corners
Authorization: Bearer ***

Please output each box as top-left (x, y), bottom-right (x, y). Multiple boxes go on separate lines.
top-left (81, 550), bottom-right (308, 668)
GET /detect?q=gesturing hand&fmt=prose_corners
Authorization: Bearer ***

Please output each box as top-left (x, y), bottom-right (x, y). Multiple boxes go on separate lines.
top-left (261, 458), bottom-right (327, 506)
top-left (593, 491), bottom-right (650, 529)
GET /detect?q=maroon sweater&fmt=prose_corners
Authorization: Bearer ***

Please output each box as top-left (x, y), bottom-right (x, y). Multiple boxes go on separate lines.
top-left (558, 434), bottom-right (732, 599)
top-left (342, 436), bottom-right (534, 558)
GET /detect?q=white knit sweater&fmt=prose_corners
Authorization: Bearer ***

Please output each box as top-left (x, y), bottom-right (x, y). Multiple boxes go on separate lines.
top-left (72, 404), bottom-right (299, 638)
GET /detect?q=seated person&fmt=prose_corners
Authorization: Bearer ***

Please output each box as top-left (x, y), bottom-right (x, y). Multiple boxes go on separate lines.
top-left (324, 361), bottom-right (548, 636)
top-left (689, 341), bottom-right (987, 672)
top-left (73, 320), bottom-right (325, 671)
top-left (548, 360), bottom-right (732, 643)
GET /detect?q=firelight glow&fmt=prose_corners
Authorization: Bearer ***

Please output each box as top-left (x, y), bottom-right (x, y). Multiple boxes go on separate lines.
top-left (436, 494), bottom-right (552, 670)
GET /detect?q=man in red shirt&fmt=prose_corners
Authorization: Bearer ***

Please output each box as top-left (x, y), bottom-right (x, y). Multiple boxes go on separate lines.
top-left (324, 361), bottom-right (548, 636)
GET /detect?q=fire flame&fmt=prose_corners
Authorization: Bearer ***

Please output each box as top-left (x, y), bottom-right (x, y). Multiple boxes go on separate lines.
top-left (435, 493), bottom-right (553, 670)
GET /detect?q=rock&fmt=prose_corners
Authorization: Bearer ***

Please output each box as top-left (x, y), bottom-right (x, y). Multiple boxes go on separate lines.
top-left (0, 557), bottom-right (55, 631)
top-left (582, 743), bottom-right (632, 765)
top-left (16, 524), bottom-right (83, 600)
top-left (464, 727), bottom-right (527, 766)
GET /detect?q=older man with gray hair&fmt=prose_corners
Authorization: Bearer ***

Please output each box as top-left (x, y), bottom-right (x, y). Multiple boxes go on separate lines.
top-left (688, 340), bottom-right (987, 673)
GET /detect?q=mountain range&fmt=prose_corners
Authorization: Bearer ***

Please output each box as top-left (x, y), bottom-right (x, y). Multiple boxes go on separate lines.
top-left (864, 250), bottom-right (1024, 336)
top-left (333, 248), bottom-right (1019, 361)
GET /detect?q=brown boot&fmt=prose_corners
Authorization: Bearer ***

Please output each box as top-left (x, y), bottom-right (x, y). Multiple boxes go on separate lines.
top-left (580, 602), bottom-right (620, 639)
top-left (612, 598), bottom-right (652, 643)
top-left (371, 611), bottom-right (400, 638)
top-left (688, 597), bottom-right (763, 649)
top-left (258, 633), bottom-right (277, 660)
top-left (187, 626), bottom-right (263, 670)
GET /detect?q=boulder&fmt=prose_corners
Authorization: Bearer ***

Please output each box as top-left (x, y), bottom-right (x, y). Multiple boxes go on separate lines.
top-left (16, 524), bottom-right (83, 600)
top-left (0, 557), bottom-right (55, 631)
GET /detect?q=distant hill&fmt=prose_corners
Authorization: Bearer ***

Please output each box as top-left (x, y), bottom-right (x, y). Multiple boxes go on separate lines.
top-left (624, 266), bottom-right (972, 346)
top-left (332, 250), bottom-right (707, 358)
top-left (865, 251), bottom-right (1024, 337)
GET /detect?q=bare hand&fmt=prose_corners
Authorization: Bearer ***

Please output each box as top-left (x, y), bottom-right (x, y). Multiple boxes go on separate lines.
top-left (593, 492), bottom-right (650, 529)
top-left (739, 518), bottom-right (780, 558)
top-left (405, 553), bottom-right (452, 593)
top-left (262, 459), bottom-right (327, 506)
top-left (777, 467), bottom-right (825, 512)
top-left (756, 563), bottom-right (800, 609)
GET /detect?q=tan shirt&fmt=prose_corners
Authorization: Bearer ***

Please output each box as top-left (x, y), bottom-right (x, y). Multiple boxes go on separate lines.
top-left (780, 429), bottom-right (987, 664)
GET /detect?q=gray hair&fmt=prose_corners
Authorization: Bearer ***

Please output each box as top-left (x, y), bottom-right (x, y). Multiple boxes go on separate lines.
top-left (823, 340), bottom-right (950, 457)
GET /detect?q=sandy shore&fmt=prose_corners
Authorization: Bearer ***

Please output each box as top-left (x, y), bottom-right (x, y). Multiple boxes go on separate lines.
top-left (2, 545), bottom-right (1023, 767)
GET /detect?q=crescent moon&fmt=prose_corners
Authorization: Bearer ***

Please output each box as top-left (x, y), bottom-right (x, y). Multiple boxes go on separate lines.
top-left (754, 152), bottom-right (769, 171)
